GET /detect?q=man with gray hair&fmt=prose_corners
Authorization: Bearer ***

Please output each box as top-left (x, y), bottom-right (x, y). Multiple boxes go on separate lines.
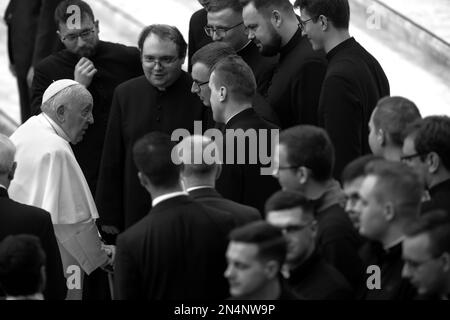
top-left (8, 79), bottom-right (111, 300)
top-left (177, 134), bottom-right (261, 225)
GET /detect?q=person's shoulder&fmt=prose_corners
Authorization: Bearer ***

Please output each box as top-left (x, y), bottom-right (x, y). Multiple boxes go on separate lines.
top-left (0, 198), bottom-right (52, 225)
top-left (115, 75), bottom-right (149, 92)
top-left (99, 41), bottom-right (140, 57)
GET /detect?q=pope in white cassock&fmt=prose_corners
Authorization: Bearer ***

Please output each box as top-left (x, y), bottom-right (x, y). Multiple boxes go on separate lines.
top-left (9, 79), bottom-right (110, 300)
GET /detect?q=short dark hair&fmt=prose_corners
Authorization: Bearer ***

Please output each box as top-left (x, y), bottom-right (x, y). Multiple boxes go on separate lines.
top-left (137, 24), bottom-right (187, 59)
top-left (341, 154), bottom-right (382, 185)
top-left (55, 0), bottom-right (95, 28)
top-left (365, 160), bottom-right (424, 220)
top-left (133, 132), bottom-right (180, 188)
top-left (191, 42), bottom-right (237, 71)
top-left (404, 210), bottom-right (450, 257)
top-left (209, 0), bottom-right (242, 13)
top-left (279, 125), bottom-right (334, 182)
top-left (295, 0), bottom-right (350, 29)
top-left (229, 221), bottom-right (287, 267)
top-left (408, 116), bottom-right (450, 171)
top-left (0, 235), bottom-right (46, 297)
top-left (373, 96), bottom-right (422, 147)
top-left (265, 190), bottom-right (315, 216)
top-left (239, 0), bottom-right (294, 15)
top-left (211, 55), bottom-right (256, 103)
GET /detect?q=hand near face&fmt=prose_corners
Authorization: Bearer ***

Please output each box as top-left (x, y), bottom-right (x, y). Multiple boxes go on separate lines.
top-left (74, 57), bottom-right (97, 87)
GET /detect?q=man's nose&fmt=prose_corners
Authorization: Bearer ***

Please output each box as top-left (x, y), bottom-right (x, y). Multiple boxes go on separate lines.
top-left (212, 31), bottom-right (222, 42)
top-left (77, 36), bottom-right (87, 47)
top-left (88, 112), bottom-right (94, 124)
top-left (191, 82), bottom-right (198, 94)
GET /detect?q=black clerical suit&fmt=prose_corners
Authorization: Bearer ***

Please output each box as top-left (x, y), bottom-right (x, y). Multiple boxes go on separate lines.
top-left (4, 0), bottom-right (63, 122)
top-left (421, 179), bottom-right (450, 215)
top-left (188, 187), bottom-right (261, 226)
top-left (30, 41), bottom-right (143, 194)
top-left (286, 250), bottom-right (354, 300)
top-left (96, 73), bottom-right (211, 231)
top-left (359, 241), bottom-right (417, 300)
top-left (0, 187), bottom-right (66, 300)
top-left (114, 195), bottom-right (229, 300)
top-left (265, 29), bottom-right (327, 129)
top-left (215, 108), bottom-right (280, 214)
top-left (188, 8), bottom-right (211, 72)
top-left (319, 37), bottom-right (390, 177)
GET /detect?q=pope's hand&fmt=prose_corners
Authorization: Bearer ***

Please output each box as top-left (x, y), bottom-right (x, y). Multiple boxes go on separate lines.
top-left (74, 57), bottom-right (97, 87)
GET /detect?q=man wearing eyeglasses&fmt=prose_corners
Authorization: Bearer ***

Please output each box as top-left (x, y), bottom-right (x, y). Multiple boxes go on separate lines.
top-left (187, 0), bottom-right (212, 72)
top-left (266, 190), bottom-right (354, 299)
top-left (96, 25), bottom-right (210, 236)
top-left (402, 210), bottom-right (450, 300)
top-left (295, 0), bottom-right (390, 178)
top-left (29, 0), bottom-right (142, 199)
top-left (402, 116), bottom-right (450, 216)
top-left (274, 125), bottom-right (364, 290)
top-left (240, 0), bottom-right (327, 130)
top-left (206, 0), bottom-right (277, 95)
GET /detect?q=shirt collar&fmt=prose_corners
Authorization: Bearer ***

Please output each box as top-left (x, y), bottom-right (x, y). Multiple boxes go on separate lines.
top-left (0, 184), bottom-right (7, 190)
top-left (152, 191), bottom-right (188, 207)
top-left (6, 293), bottom-right (44, 300)
top-left (186, 186), bottom-right (213, 192)
top-left (225, 106), bottom-right (252, 125)
top-left (279, 28), bottom-right (303, 61)
top-left (42, 113), bottom-right (71, 142)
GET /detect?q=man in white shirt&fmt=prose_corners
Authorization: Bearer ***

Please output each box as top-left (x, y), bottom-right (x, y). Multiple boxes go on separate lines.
top-left (9, 79), bottom-right (110, 299)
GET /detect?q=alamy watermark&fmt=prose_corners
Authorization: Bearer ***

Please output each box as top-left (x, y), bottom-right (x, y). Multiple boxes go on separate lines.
top-left (171, 121), bottom-right (279, 176)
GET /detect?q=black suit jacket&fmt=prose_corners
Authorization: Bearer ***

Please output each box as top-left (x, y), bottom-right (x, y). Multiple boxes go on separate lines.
top-left (95, 73), bottom-right (211, 230)
top-left (4, 0), bottom-right (62, 77)
top-left (114, 195), bottom-right (229, 300)
top-left (31, 41), bottom-right (143, 194)
top-left (0, 187), bottom-right (66, 300)
top-left (216, 108), bottom-right (280, 213)
top-left (188, 8), bottom-right (212, 72)
top-left (319, 37), bottom-right (390, 177)
top-left (188, 187), bottom-right (261, 226)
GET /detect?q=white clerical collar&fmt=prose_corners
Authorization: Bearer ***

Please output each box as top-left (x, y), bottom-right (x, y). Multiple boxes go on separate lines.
top-left (6, 293), bottom-right (44, 300)
top-left (384, 236), bottom-right (405, 251)
top-left (225, 107), bottom-right (252, 125)
top-left (41, 113), bottom-right (71, 142)
top-left (236, 40), bottom-right (252, 53)
top-left (152, 191), bottom-right (188, 207)
top-left (186, 186), bottom-right (213, 192)
top-left (0, 184), bottom-right (7, 190)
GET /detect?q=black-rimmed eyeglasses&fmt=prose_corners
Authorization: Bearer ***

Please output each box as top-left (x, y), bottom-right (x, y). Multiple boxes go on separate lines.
top-left (204, 22), bottom-right (244, 38)
top-left (61, 28), bottom-right (95, 42)
top-left (298, 17), bottom-right (315, 32)
top-left (400, 152), bottom-right (426, 163)
top-left (192, 80), bottom-right (209, 91)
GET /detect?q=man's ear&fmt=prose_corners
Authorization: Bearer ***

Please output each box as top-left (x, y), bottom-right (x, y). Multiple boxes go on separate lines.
top-left (137, 171), bottom-right (149, 188)
top-left (319, 15), bottom-right (328, 31)
top-left (95, 20), bottom-right (100, 33)
top-left (296, 166), bottom-right (309, 185)
top-left (264, 260), bottom-right (280, 279)
top-left (384, 201), bottom-right (396, 221)
top-left (7, 162), bottom-right (17, 181)
top-left (219, 86), bottom-right (227, 102)
top-left (426, 152), bottom-right (440, 174)
top-left (270, 10), bottom-right (282, 28)
top-left (55, 105), bottom-right (66, 123)
top-left (377, 129), bottom-right (386, 147)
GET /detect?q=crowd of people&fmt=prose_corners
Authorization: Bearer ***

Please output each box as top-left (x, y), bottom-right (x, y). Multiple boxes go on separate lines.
top-left (1, 0), bottom-right (449, 300)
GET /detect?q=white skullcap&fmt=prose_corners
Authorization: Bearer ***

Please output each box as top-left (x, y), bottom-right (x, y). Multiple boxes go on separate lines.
top-left (42, 79), bottom-right (80, 105)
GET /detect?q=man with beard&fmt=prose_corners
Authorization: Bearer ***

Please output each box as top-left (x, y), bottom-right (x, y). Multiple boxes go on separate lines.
top-left (240, 0), bottom-right (327, 129)
top-left (206, 0), bottom-right (277, 95)
top-left (96, 25), bottom-right (210, 234)
top-left (30, 0), bottom-right (143, 195)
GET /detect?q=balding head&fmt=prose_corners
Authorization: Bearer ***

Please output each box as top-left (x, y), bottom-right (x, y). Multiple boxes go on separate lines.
top-left (0, 134), bottom-right (16, 187)
top-left (41, 83), bottom-right (94, 144)
top-left (176, 135), bottom-right (222, 188)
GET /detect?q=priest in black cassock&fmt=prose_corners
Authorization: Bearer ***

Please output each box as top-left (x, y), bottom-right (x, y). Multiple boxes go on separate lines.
top-left (296, 0), bottom-right (390, 178)
top-left (114, 132), bottom-right (228, 300)
top-left (95, 25), bottom-right (211, 234)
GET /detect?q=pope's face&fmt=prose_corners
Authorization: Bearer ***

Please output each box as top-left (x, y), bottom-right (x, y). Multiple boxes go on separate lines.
top-left (62, 90), bottom-right (94, 144)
